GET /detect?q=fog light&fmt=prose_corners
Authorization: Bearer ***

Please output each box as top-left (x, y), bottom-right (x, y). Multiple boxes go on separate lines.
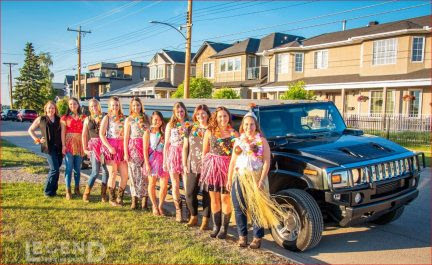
top-left (354, 193), bottom-right (363, 204)
top-left (333, 194), bottom-right (341, 200)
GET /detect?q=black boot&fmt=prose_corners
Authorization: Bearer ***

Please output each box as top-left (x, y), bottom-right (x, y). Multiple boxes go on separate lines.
top-left (210, 211), bottom-right (222, 238)
top-left (217, 212), bottom-right (231, 239)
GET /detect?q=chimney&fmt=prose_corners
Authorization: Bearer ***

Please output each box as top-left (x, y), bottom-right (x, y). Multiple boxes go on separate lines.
top-left (342, 20), bottom-right (347, 31)
top-left (368, 21), bottom-right (379, 27)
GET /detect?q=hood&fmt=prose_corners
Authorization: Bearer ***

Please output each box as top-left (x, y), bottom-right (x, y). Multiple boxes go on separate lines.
top-left (279, 134), bottom-right (411, 166)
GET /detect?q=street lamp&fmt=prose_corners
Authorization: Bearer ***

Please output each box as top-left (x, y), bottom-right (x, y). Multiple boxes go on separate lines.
top-left (149, 0), bottom-right (192, 99)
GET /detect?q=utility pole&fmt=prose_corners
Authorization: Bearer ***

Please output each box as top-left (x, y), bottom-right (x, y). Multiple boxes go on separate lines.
top-left (67, 26), bottom-right (91, 99)
top-left (183, 0), bottom-right (193, 99)
top-left (3, 62), bottom-right (18, 109)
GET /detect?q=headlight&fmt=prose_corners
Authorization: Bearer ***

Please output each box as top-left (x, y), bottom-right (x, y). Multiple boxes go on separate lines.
top-left (331, 170), bottom-right (349, 189)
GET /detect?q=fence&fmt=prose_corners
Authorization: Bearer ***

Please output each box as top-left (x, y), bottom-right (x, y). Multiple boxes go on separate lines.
top-left (344, 114), bottom-right (431, 148)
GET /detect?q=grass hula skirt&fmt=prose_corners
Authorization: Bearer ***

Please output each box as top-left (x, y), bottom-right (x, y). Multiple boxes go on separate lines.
top-left (65, 133), bottom-right (84, 156)
top-left (87, 138), bottom-right (102, 162)
top-left (200, 153), bottom-right (231, 192)
top-left (167, 145), bottom-right (183, 174)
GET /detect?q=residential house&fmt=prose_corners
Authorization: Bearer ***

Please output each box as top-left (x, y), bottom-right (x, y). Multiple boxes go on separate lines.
top-left (73, 61), bottom-right (148, 98)
top-left (256, 15), bottom-right (431, 118)
top-left (52, 82), bottom-right (65, 97)
top-left (122, 50), bottom-right (196, 98)
top-left (64, 75), bottom-right (74, 97)
top-left (192, 33), bottom-right (304, 98)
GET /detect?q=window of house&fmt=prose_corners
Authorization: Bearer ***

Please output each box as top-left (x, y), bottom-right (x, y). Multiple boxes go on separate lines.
top-left (276, 53), bottom-right (289, 74)
top-left (190, 66), bottom-right (196, 76)
top-left (294, 53), bottom-right (304, 72)
top-left (248, 56), bottom-right (260, 68)
top-left (370, 90), bottom-right (394, 115)
top-left (314, 50), bottom-right (328, 69)
top-left (373, 38), bottom-right (397, 65)
top-left (411, 37), bottom-right (425, 62)
top-left (219, 57), bottom-right (241, 72)
top-left (203, 62), bottom-right (214, 78)
top-left (157, 65), bottom-right (164, 79)
top-left (408, 90), bottom-right (421, 117)
top-left (150, 67), bottom-right (157, 80)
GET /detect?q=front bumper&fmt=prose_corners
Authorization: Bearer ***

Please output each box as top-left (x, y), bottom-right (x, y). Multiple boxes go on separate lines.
top-left (338, 188), bottom-right (418, 226)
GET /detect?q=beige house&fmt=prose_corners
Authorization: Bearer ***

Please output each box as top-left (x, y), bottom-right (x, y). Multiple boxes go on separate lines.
top-left (73, 61), bottom-right (148, 98)
top-left (255, 15), bottom-right (431, 118)
top-left (193, 33), bottom-right (303, 98)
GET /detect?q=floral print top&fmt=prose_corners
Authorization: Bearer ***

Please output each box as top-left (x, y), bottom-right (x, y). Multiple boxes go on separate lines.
top-left (107, 116), bottom-right (124, 139)
top-left (130, 118), bottom-right (148, 139)
top-left (186, 126), bottom-right (207, 174)
top-left (169, 126), bottom-right (184, 147)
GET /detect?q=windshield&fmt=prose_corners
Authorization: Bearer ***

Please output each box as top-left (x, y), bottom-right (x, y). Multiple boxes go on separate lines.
top-left (258, 102), bottom-right (346, 139)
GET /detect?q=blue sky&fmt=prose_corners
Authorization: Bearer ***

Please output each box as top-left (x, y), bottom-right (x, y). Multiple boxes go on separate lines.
top-left (1, 0), bottom-right (430, 105)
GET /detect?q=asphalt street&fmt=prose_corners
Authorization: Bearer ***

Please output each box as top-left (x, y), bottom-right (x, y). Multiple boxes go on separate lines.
top-left (2, 120), bottom-right (430, 264)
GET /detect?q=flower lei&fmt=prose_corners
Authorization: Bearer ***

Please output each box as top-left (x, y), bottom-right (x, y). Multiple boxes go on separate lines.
top-left (176, 121), bottom-right (192, 138)
top-left (240, 133), bottom-right (263, 159)
top-left (215, 126), bottom-right (236, 155)
top-left (112, 114), bottom-right (125, 137)
top-left (190, 122), bottom-right (205, 138)
top-left (130, 113), bottom-right (147, 134)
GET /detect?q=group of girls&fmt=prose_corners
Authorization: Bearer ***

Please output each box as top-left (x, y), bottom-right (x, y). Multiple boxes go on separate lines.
top-left (29, 96), bottom-right (287, 249)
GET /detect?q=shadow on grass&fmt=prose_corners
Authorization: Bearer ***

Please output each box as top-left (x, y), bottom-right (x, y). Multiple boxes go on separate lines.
top-left (1, 139), bottom-right (47, 171)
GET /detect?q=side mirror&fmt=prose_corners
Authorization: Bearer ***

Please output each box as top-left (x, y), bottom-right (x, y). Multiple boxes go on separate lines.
top-left (343, 128), bottom-right (364, 136)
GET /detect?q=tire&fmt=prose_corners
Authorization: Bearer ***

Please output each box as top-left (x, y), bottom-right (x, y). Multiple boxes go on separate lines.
top-left (370, 206), bottom-right (404, 225)
top-left (271, 189), bottom-right (323, 252)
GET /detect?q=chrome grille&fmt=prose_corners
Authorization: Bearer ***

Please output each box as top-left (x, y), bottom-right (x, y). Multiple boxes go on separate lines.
top-left (351, 157), bottom-right (412, 184)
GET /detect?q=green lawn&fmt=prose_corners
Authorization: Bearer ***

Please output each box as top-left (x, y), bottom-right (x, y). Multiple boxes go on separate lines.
top-left (1, 139), bottom-right (47, 174)
top-left (1, 183), bottom-right (274, 264)
top-left (406, 145), bottom-right (431, 167)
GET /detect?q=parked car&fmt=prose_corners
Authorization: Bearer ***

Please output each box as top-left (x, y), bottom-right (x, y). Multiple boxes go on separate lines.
top-left (84, 98), bottom-right (425, 252)
top-left (17, 109), bottom-right (38, 122)
top-left (1, 109), bottom-right (19, 121)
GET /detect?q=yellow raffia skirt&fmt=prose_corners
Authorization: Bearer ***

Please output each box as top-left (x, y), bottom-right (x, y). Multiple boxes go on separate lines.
top-left (233, 168), bottom-right (287, 229)
top-left (65, 133), bottom-right (84, 156)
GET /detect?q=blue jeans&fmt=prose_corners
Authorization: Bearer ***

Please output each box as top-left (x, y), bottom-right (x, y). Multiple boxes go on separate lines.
top-left (231, 178), bottom-right (264, 238)
top-left (64, 153), bottom-right (82, 189)
top-left (87, 151), bottom-right (108, 188)
top-left (45, 149), bottom-right (62, 196)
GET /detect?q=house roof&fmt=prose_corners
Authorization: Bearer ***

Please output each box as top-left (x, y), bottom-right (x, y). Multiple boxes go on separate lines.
top-left (276, 15), bottom-right (430, 49)
top-left (101, 80), bottom-right (176, 97)
top-left (262, 69), bottom-right (431, 87)
top-left (64, 75), bottom-right (75, 85)
top-left (213, 79), bottom-right (263, 88)
top-left (212, 32), bottom-right (305, 58)
top-left (192, 41), bottom-right (232, 63)
top-left (52, 82), bottom-right (64, 90)
top-left (162, 49), bottom-right (196, 64)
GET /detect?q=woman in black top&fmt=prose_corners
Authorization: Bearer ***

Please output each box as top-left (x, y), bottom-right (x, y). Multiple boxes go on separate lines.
top-left (28, 101), bottom-right (62, 197)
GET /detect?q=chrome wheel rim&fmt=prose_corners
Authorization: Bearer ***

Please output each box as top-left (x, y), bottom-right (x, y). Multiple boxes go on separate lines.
top-left (275, 203), bottom-right (301, 241)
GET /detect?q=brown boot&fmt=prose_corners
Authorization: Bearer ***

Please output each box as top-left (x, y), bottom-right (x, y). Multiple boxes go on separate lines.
top-left (186, 215), bottom-right (198, 227)
top-left (249, 238), bottom-right (262, 249)
top-left (116, 187), bottom-right (125, 206)
top-left (238, 236), bottom-right (248, 248)
top-left (174, 199), bottom-right (184, 222)
top-left (74, 186), bottom-right (81, 196)
top-left (142, 196), bottom-right (149, 210)
top-left (131, 196), bottom-right (138, 210)
top-left (108, 187), bottom-right (119, 207)
top-left (101, 183), bottom-right (108, 203)
top-left (199, 217), bottom-right (210, 231)
top-left (83, 185), bottom-right (91, 202)
top-left (65, 187), bottom-right (72, 200)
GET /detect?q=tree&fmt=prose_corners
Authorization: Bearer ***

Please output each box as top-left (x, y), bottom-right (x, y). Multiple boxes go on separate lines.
top-left (39, 52), bottom-right (55, 101)
top-left (13, 43), bottom-right (47, 112)
top-left (212, 87), bottom-right (240, 99)
top-left (171, 77), bottom-right (213, 99)
top-left (280, 81), bottom-right (315, 100)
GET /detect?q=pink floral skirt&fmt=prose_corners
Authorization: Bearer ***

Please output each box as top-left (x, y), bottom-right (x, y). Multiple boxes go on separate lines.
top-left (166, 145), bottom-right (183, 174)
top-left (101, 138), bottom-right (124, 163)
top-left (88, 138), bottom-right (102, 162)
top-left (200, 153), bottom-right (231, 193)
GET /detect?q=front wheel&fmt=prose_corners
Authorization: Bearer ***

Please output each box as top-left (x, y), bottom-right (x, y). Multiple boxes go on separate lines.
top-left (271, 189), bottom-right (323, 252)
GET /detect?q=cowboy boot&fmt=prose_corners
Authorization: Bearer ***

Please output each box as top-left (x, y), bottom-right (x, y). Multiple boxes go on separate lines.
top-left (217, 212), bottom-right (232, 239)
top-left (101, 183), bottom-right (108, 203)
top-left (174, 199), bottom-right (183, 222)
top-left (116, 187), bottom-right (125, 206)
top-left (65, 187), bottom-right (72, 200)
top-left (131, 196), bottom-right (138, 210)
top-left (249, 238), bottom-right (262, 249)
top-left (210, 211), bottom-right (222, 238)
top-left (199, 216), bottom-right (210, 231)
top-left (74, 185), bottom-right (81, 196)
top-left (186, 216), bottom-right (198, 227)
top-left (82, 185), bottom-right (91, 203)
top-left (238, 236), bottom-right (248, 248)
top-left (108, 187), bottom-right (119, 207)
top-left (142, 196), bottom-right (149, 210)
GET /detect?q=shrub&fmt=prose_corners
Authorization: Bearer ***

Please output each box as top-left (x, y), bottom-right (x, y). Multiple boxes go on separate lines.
top-left (171, 77), bottom-right (213, 99)
top-left (212, 87), bottom-right (240, 99)
top-left (280, 81), bottom-right (315, 100)
top-left (56, 97), bottom-right (69, 116)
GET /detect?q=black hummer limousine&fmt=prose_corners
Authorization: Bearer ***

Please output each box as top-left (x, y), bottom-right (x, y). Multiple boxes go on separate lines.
top-left (93, 98), bottom-right (425, 252)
